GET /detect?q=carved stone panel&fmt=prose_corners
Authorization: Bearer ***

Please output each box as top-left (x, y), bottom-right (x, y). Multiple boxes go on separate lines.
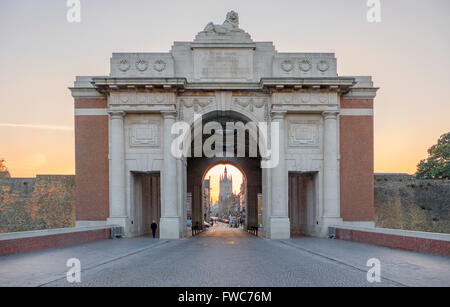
top-left (193, 48), bottom-right (253, 80)
top-left (129, 120), bottom-right (161, 148)
top-left (232, 96), bottom-right (269, 121)
top-left (110, 92), bottom-right (171, 105)
top-left (179, 97), bottom-right (215, 113)
top-left (273, 92), bottom-right (338, 106)
top-left (272, 54), bottom-right (337, 78)
top-left (288, 120), bottom-right (320, 147)
top-left (110, 53), bottom-right (174, 77)
top-left (233, 97), bottom-right (267, 112)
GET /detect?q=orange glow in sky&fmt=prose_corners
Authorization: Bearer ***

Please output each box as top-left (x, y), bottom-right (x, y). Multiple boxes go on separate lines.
top-left (203, 164), bottom-right (244, 205)
top-left (1, 1), bottom-right (449, 177)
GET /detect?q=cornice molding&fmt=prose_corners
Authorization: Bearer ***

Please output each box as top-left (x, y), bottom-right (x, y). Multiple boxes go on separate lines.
top-left (85, 77), bottom-right (363, 92)
top-left (342, 88), bottom-right (379, 99)
top-left (322, 111), bottom-right (340, 119)
top-left (69, 87), bottom-right (105, 99)
top-left (108, 110), bottom-right (126, 118)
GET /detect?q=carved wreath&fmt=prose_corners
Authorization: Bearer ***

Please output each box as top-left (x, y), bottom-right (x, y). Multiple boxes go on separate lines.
top-left (299, 59), bottom-right (312, 72)
top-left (119, 59), bottom-right (130, 72)
top-left (281, 60), bottom-right (294, 72)
top-left (317, 60), bottom-right (329, 72)
top-left (136, 59), bottom-right (149, 72)
top-left (153, 59), bottom-right (166, 72)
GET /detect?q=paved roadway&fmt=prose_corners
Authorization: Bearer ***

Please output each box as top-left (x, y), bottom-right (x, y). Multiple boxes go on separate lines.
top-left (1, 222), bottom-right (449, 287)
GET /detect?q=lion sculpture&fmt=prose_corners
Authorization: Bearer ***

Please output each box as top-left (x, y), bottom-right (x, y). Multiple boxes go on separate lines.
top-left (203, 11), bottom-right (243, 34)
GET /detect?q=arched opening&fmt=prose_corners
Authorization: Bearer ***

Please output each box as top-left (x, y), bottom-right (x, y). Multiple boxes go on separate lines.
top-left (185, 110), bottom-right (263, 237)
top-left (201, 163), bottom-right (246, 229)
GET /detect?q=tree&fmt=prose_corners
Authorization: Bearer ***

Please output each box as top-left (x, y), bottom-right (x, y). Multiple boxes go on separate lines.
top-left (416, 132), bottom-right (450, 179)
top-left (0, 158), bottom-right (10, 178)
top-left (0, 158), bottom-right (8, 172)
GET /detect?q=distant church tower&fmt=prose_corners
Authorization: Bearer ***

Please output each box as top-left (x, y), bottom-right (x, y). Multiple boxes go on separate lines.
top-left (219, 166), bottom-right (233, 202)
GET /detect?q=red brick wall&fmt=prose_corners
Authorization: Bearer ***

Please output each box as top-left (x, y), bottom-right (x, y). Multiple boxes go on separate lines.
top-left (335, 228), bottom-right (450, 256)
top-left (340, 98), bottom-right (374, 221)
top-left (75, 98), bottom-right (107, 109)
top-left (0, 228), bottom-right (111, 256)
top-left (75, 98), bottom-right (109, 221)
top-left (340, 98), bottom-right (373, 109)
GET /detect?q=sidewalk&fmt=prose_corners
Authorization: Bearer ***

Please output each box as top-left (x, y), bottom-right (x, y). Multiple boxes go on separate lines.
top-left (0, 237), bottom-right (168, 287)
top-left (281, 237), bottom-right (450, 287)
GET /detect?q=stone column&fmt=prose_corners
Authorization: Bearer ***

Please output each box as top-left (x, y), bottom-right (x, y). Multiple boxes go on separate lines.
top-left (176, 157), bottom-right (185, 238)
top-left (261, 161), bottom-right (270, 238)
top-left (322, 111), bottom-right (342, 230)
top-left (269, 111), bottom-right (290, 239)
top-left (107, 111), bottom-right (127, 228)
top-left (160, 111), bottom-right (180, 239)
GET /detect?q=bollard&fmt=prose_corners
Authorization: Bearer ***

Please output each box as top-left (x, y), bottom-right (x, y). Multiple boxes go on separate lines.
top-left (247, 226), bottom-right (259, 236)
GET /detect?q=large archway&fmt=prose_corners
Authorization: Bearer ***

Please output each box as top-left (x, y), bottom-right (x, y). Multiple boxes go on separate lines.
top-left (201, 163), bottom-right (245, 224)
top-left (187, 159), bottom-right (261, 232)
top-left (185, 111), bottom-right (263, 236)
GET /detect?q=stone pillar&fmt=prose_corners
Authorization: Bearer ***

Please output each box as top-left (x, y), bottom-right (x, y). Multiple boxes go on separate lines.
top-left (261, 162), bottom-right (270, 238)
top-left (176, 157), bottom-right (185, 238)
top-left (107, 111), bottom-right (127, 228)
top-left (269, 111), bottom-right (290, 239)
top-left (322, 111), bottom-right (342, 230)
top-left (160, 111), bottom-right (180, 239)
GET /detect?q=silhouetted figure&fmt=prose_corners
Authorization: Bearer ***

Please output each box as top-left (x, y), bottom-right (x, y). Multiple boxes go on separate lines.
top-left (151, 220), bottom-right (157, 238)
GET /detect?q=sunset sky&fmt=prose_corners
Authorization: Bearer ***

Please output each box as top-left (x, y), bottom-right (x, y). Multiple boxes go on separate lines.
top-left (0, 0), bottom-right (449, 177)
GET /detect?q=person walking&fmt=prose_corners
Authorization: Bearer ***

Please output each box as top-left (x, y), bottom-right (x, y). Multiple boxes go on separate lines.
top-left (150, 220), bottom-right (158, 238)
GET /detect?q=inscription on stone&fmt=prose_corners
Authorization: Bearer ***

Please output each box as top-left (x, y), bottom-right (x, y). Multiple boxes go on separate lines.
top-left (193, 48), bottom-right (253, 80)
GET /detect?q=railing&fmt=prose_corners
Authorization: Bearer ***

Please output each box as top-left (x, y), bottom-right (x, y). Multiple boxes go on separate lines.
top-left (247, 226), bottom-right (258, 236)
top-left (192, 224), bottom-right (203, 236)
